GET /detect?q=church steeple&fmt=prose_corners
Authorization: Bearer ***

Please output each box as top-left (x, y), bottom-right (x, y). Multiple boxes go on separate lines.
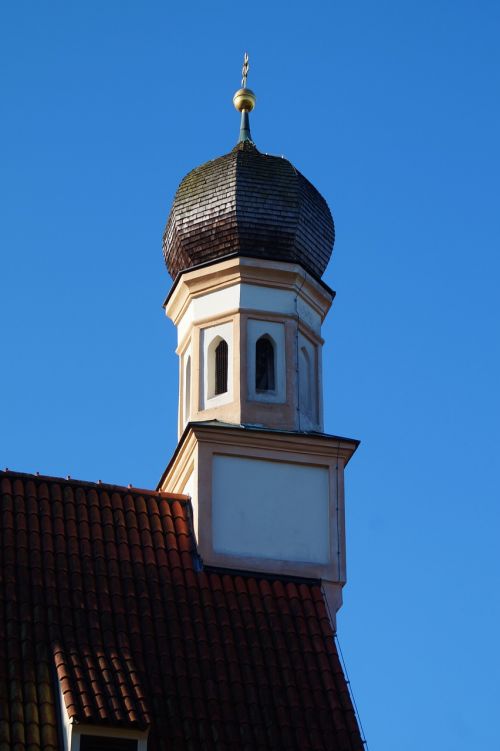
top-left (160, 62), bottom-right (357, 625)
top-left (162, 56), bottom-right (335, 436)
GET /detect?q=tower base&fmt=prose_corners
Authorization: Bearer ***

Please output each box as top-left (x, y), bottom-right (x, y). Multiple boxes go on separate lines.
top-left (158, 421), bottom-right (358, 617)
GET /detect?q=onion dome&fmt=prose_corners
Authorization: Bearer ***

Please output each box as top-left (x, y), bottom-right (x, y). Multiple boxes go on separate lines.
top-left (163, 56), bottom-right (335, 282)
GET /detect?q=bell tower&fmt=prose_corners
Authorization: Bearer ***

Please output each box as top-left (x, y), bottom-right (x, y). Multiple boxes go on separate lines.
top-left (165, 255), bottom-right (334, 437)
top-left (159, 56), bottom-right (358, 621)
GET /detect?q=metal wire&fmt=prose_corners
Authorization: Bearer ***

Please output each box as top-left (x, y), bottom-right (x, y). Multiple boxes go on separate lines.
top-left (334, 631), bottom-right (370, 749)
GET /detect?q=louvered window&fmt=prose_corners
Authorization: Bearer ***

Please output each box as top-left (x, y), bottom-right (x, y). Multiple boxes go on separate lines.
top-left (80, 736), bottom-right (138, 751)
top-left (255, 336), bottom-right (275, 391)
top-left (215, 339), bottom-right (228, 395)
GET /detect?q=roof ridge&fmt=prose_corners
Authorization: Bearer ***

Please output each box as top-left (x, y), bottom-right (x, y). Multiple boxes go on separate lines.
top-left (0, 468), bottom-right (190, 501)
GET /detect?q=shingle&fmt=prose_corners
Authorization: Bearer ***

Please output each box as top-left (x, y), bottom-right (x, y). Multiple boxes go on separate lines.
top-left (163, 141), bottom-right (335, 282)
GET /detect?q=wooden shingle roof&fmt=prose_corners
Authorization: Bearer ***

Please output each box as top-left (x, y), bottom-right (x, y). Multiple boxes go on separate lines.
top-left (163, 141), bottom-right (335, 282)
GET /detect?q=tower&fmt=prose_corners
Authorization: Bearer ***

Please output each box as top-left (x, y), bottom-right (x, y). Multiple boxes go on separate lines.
top-left (0, 55), bottom-right (366, 751)
top-left (159, 57), bottom-right (358, 620)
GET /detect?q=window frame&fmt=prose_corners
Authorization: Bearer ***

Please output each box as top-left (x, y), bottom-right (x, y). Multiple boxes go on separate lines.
top-left (79, 735), bottom-right (139, 751)
top-left (255, 335), bottom-right (276, 392)
top-left (246, 319), bottom-right (286, 404)
top-left (201, 321), bottom-right (233, 409)
top-left (65, 727), bottom-right (148, 751)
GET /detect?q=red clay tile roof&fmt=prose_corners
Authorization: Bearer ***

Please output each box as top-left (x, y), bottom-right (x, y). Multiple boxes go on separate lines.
top-left (0, 470), bottom-right (364, 751)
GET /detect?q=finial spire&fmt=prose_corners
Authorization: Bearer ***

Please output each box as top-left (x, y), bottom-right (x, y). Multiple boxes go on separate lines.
top-left (241, 51), bottom-right (249, 88)
top-left (233, 52), bottom-right (256, 144)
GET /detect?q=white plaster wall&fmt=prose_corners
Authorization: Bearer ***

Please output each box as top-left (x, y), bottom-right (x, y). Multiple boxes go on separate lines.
top-left (295, 294), bottom-right (322, 333)
top-left (181, 343), bottom-right (192, 428)
top-left (240, 284), bottom-right (322, 334)
top-left (58, 678), bottom-right (72, 751)
top-left (298, 332), bottom-right (319, 429)
top-left (201, 322), bottom-right (233, 409)
top-left (178, 286), bottom-right (239, 344)
top-left (212, 455), bottom-right (330, 564)
top-left (247, 319), bottom-right (286, 403)
top-left (176, 282), bottom-right (322, 343)
top-left (182, 470), bottom-right (197, 541)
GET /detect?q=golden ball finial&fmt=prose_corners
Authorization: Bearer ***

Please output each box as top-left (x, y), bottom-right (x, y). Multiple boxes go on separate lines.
top-left (233, 87), bottom-right (256, 112)
top-left (233, 52), bottom-right (256, 113)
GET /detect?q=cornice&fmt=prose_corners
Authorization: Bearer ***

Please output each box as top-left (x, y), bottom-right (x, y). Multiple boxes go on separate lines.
top-left (164, 257), bottom-right (335, 327)
top-left (158, 421), bottom-right (359, 490)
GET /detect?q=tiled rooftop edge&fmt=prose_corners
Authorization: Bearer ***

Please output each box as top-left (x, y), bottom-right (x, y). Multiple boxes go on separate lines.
top-left (0, 469), bottom-right (190, 502)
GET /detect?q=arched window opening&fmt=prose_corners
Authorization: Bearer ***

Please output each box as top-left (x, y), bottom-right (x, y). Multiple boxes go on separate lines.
top-left (215, 339), bottom-right (228, 395)
top-left (255, 336), bottom-right (275, 391)
top-left (184, 356), bottom-right (191, 422)
top-left (299, 346), bottom-right (312, 416)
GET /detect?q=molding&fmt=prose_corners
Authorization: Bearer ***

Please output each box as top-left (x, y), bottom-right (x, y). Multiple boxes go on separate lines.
top-left (322, 582), bottom-right (343, 631)
top-left (70, 727), bottom-right (148, 751)
top-left (159, 422), bottom-right (359, 598)
top-left (191, 423), bottom-right (359, 464)
top-left (164, 254), bottom-right (335, 305)
top-left (175, 309), bottom-right (237, 357)
top-left (165, 257), bottom-right (335, 328)
top-left (159, 422), bottom-right (359, 490)
top-left (176, 307), bottom-right (325, 357)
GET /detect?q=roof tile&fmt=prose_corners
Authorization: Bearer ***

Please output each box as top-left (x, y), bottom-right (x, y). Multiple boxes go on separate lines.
top-left (0, 470), bottom-right (363, 751)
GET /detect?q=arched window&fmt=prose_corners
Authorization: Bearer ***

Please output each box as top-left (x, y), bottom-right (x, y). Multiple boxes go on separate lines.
top-left (184, 355), bottom-right (191, 422)
top-left (299, 346), bottom-right (312, 416)
top-left (215, 339), bottom-right (228, 395)
top-left (255, 336), bottom-right (275, 391)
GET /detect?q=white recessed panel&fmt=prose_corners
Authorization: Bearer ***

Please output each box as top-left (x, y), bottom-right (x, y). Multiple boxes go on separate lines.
top-left (201, 321), bottom-right (233, 409)
top-left (240, 284), bottom-right (322, 334)
top-left (247, 319), bottom-right (286, 403)
top-left (212, 455), bottom-right (330, 564)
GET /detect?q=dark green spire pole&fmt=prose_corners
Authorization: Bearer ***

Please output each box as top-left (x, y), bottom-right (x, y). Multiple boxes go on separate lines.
top-left (239, 110), bottom-right (252, 143)
top-left (233, 52), bottom-right (256, 144)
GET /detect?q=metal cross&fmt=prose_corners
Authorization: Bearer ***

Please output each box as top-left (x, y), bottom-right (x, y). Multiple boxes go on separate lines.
top-left (241, 52), bottom-right (249, 88)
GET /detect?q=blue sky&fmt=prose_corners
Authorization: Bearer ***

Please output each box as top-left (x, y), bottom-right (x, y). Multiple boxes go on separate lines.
top-left (1, 1), bottom-right (499, 748)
